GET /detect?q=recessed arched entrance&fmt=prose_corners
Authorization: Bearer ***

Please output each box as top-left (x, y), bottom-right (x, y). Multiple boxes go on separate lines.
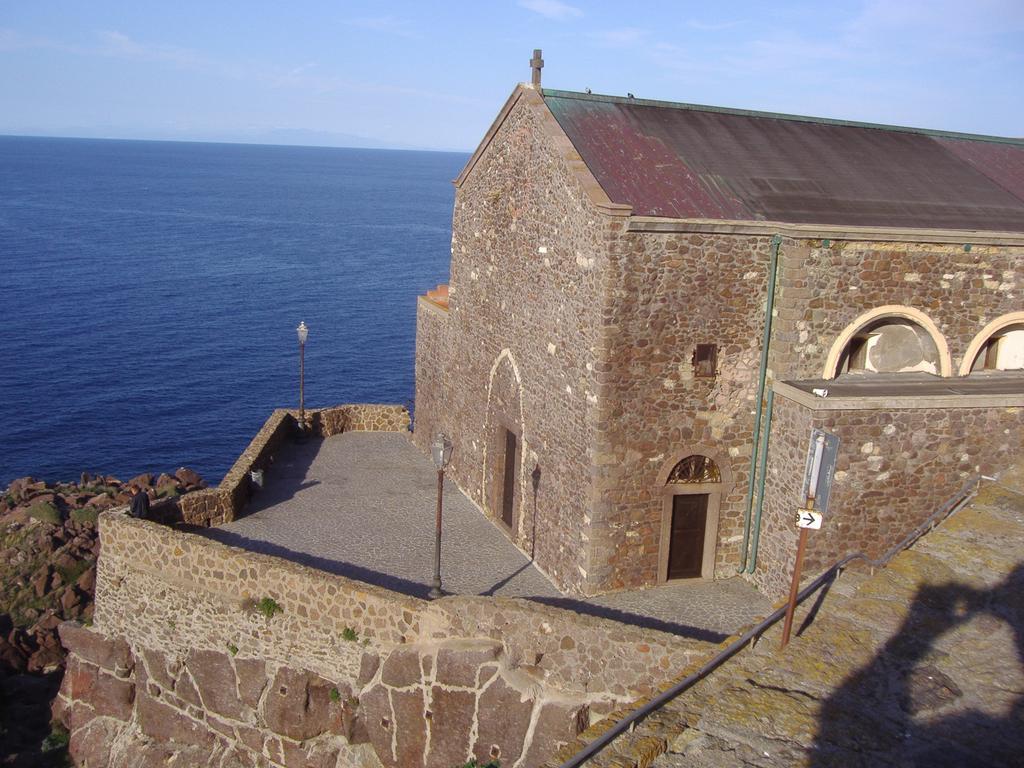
top-left (482, 349), bottom-right (526, 540)
top-left (657, 453), bottom-right (726, 581)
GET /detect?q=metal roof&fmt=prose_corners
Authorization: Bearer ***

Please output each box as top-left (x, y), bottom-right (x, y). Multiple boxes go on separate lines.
top-left (543, 90), bottom-right (1024, 231)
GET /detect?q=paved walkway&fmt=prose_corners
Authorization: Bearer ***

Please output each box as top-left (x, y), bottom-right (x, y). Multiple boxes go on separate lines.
top-left (199, 432), bottom-right (769, 640)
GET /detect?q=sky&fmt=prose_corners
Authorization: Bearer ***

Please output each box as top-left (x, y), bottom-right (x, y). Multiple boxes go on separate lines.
top-left (2, 0), bottom-right (1022, 151)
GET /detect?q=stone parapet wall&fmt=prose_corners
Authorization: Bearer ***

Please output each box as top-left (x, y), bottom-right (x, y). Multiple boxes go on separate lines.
top-left (60, 510), bottom-right (715, 767)
top-left (316, 404), bottom-right (411, 437)
top-left (433, 596), bottom-right (707, 701)
top-left (179, 404), bottom-right (410, 527)
top-left (752, 395), bottom-right (1024, 598)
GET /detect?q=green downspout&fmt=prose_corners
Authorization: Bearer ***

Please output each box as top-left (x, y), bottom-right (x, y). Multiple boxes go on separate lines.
top-left (745, 389), bottom-right (774, 573)
top-left (738, 234), bottom-right (781, 572)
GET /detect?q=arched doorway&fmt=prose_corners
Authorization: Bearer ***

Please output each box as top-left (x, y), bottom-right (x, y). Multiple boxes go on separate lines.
top-left (658, 455), bottom-right (723, 581)
top-left (482, 349), bottom-right (526, 539)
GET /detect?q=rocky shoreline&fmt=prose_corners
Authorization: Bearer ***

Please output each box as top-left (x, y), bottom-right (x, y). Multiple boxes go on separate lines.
top-left (0, 469), bottom-right (206, 767)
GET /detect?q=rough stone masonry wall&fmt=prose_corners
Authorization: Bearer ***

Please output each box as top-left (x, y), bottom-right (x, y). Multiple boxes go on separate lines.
top-left (587, 233), bottom-right (1022, 593)
top-left (180, 404), bottom-right (410, 527)
top-left (771, 240), bottom-right (1022, 378)
top-left (414, 91), bottom-right (622, 595)
top-left (57, 511), bottom-right (712, 768)
top-left (752, 396), bottom-right (1024, 598)
top-left (589, 231), bottom-right (778, 591)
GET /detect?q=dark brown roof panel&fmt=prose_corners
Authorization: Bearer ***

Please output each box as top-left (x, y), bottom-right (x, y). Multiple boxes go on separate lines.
top-left (544, 90), bottom-right (1024, 232)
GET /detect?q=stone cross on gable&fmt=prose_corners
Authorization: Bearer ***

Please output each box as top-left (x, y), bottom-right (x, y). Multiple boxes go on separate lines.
top-left (530, 49), bottom-right (543, 87)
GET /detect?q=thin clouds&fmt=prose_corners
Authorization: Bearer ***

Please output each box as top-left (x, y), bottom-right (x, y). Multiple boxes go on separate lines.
top-left (519, 0), bottom-right (583, 21)
top-left (97, 30), bottom-right (207, 69)
top-left (686, 19), bottom-right (748, 32)
top-left (288, 62), bottom-right (318, 77)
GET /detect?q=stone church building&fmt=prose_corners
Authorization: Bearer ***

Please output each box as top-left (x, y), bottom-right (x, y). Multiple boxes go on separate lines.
top-left (413, 63), bottom-right (1024, 599)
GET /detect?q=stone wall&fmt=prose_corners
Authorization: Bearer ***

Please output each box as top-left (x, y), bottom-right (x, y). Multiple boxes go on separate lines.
top-left (771, 240), bottom-right (1023, 379)
top-left (752, 394), bottom-right (1024, 598)
top-left (413, 87), bottom-right (626, 594)
top-left (586, 230), bottom-right (1024, 593)
top-left (180, 405), bottom-right (410, 527)
top-left (57, 510), bottom-right (714, 767)
top-left (590, 232), bottom-right (777, 590)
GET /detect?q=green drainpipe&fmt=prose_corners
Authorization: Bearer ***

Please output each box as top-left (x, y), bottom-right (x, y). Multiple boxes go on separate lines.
top-left (738, 234), bottom-right (781, 572)
top-left (745, 388), bottom-right (775, 573)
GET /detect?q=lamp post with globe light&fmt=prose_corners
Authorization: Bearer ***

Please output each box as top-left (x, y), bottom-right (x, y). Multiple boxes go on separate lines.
top-left (297, 321), bottom-right (308, 432)
top-left (429, 433), bottom-right (454, 599)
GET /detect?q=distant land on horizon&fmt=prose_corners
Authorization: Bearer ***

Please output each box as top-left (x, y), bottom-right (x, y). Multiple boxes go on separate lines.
top-left (0, 126), bottom-right (470, 154)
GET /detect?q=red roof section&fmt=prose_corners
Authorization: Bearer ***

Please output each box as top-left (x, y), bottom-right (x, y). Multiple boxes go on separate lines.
top-left (543, 90), bottom-right (1024, 232)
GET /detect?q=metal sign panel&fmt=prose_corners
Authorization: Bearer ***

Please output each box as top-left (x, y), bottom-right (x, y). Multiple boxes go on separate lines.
top-left (801, 429), bottom-right (840, 514)
top-left (797, 510), bottom-right (823, 529)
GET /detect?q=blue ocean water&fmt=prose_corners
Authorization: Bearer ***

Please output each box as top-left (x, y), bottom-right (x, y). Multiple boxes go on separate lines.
top-left (0, 136), bottom-right (467, 486)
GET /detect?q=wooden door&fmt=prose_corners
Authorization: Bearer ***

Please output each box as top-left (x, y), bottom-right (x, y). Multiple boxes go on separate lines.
top-left (667, 494), bottom-right (708, 579)
top-left (501, 430), bottom-right (518, 529)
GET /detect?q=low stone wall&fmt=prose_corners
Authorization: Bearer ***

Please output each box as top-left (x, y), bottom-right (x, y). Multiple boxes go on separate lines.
top-left (753, 396), bottom-right (1024, 598)
top-left (57, 510), bottom-right (714, 768)
top-left (316, 404), bottom-right (411, 437)
top-left (179, 404), bottom-right (411, 527)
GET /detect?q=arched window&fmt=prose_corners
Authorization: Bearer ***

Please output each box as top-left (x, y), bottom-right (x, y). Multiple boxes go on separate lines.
top-left (824, 306), bottom-right (951, 379)
top-left (835, 318), bottom-right (941, 375)
top-left (967, 322), bottom-right (1024, 373)
top-left (666, 455), bottom-right (721, 484)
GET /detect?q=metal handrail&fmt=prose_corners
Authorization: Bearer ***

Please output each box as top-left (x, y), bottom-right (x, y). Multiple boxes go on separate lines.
top-left (556, 476), bottom-right (980, 768)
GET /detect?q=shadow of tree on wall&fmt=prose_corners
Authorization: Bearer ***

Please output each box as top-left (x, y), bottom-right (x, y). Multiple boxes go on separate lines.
top-left (810, 563), bottom-right (1024, 767)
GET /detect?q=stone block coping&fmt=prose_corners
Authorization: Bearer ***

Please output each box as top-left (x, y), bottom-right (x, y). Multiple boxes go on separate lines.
top-left (775, 372), bottom-right (1024, 410)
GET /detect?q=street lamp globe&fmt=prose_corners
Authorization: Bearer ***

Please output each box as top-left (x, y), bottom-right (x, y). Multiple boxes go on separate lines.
top-left (297, 321), bottom-right (308, 344)
top-left (431, 433), bottom-right (453, 470)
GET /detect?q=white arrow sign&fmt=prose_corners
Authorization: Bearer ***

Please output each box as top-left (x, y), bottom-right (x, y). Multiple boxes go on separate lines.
top-left (796, 510), bottom-right (822, 529)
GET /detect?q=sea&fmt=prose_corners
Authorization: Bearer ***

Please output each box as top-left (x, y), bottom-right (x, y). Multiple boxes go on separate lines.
top-left (0, 136), bottom-right (469, 487)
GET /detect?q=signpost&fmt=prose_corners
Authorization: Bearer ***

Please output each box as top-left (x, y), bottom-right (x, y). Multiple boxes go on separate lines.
top-left (781, 430), bottom-right (838, 648)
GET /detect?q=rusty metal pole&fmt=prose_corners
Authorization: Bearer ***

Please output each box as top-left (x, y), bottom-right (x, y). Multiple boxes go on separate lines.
top-left (781, 513), bottom-right (810, 649)
top-left (429, 467), bottom-right (444, 599)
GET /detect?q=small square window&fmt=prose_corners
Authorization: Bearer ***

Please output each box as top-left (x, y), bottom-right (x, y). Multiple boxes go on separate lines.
top-left (693, 344), bottom-right (718, 378)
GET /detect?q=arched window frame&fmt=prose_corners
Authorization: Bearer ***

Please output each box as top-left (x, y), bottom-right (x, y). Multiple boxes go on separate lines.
top-left (823, 305), bottom-right (952, 379)
top-left (959, 312), bottom-right (1024, 376)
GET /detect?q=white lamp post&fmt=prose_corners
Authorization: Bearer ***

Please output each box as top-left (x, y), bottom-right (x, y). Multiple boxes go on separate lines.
top-left (297, 321), bottom-right (308, 431)
top-left (429, 433), bottom-right (454, 599)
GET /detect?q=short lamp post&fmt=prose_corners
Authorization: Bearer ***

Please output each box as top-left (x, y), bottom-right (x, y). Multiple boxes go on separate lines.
top-left (296, 321), bottom-right (308, 431)
top-left (429, 433), bottom-right (454, 599)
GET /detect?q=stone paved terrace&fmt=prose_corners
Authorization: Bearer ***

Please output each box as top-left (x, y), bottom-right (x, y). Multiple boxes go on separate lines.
top-left (199, 431), bottom-right (770, 641)
top-left (565, 458), bottom-right (1024, 768)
